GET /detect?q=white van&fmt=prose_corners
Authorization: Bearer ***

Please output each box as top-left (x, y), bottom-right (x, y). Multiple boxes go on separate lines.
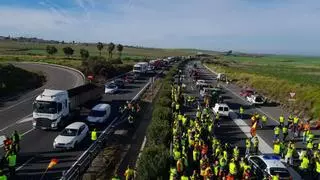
top-left (212, 103), bottom-right (230, 117)
top-left (87, 103), bottom-right (111, 124)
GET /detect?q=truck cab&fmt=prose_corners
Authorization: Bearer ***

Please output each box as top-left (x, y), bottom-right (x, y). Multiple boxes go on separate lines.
top-left (133, 62), bottom-right (148, 74)
top-left (32, 89), bottom-right (69, 130)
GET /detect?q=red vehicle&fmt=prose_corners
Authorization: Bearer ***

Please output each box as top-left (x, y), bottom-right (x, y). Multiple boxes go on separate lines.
top-left (124, 75), bottom-right (135, 83)
top-left (149, 59), bottom-right (163, 69)
top-left (240, 89), bottom-right (255, 97)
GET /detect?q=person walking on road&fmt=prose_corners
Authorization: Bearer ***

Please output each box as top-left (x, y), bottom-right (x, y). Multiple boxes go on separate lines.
top-left (279, 115), bottom-right (285, 127)
top-left (282, 125), bottom-right (288, 141)
top-left (261, 115), bottom-right (267, 128)
top-left (253, 136), bottom-right (259, 155)
top-left (91, 129), bottom-right (97, 141)
top-left (7, 151), bottom-right (16, 177)
top-left (239, 106), bottom-right (244, 119)
top-left (245, 138), bottom-right (251, 156)
top-left (274, 126), bottom-right (280, 140)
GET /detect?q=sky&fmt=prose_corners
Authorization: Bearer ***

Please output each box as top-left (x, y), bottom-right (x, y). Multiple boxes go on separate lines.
top-left (0, 0), bottom-right (320, 55)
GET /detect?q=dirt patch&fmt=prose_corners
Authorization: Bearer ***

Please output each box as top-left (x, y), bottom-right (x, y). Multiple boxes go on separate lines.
top-left (141, 80), bottom-right (162, 102)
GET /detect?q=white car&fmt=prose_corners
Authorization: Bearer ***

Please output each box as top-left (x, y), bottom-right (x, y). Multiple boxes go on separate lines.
top-left (105, 83), bottom-right (118, 94)
top-left (196, 80), bottom-right (207, 87)
top-left (248, 155), bottom-right (292, 179)
top-left (212, 103), bottom-right (230, 117)
top-left (53, 122), bottom-right (89, 149)
top-left (246, 94), bottom-right (265, 105)
top-left (87, 103), bottom-right (111, 124)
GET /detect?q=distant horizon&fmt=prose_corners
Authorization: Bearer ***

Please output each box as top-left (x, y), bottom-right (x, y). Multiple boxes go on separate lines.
top-left (2, 34), bottom-right (320, 58)
top-left (1, 0), bottom-right (320, 56)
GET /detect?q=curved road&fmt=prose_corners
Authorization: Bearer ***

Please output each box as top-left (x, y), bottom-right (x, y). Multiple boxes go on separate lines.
top-left (0, 63), bottom-right (155, 180)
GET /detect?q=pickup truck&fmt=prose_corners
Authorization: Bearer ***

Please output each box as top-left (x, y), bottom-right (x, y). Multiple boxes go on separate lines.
top-left (246, 94), bottom-right (265, 105)
top-left (212, 103), bottom-right (230, 117)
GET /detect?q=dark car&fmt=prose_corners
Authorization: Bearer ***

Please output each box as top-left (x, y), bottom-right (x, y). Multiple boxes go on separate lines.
top-left (112, 79), bottom-right (125, 88)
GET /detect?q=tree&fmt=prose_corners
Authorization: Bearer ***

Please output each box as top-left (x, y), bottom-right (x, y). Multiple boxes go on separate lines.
top-left (107, 42), bottom-right (115, 59)
top-left (226, 50), bottom-right (232, 56)
top-left (97, 42), bottom-right (104, 57)
top-left (80, 49), bottom-right (89, 60)
top-left (62, 47), bottom-right (74, 58)
top-left (116, 44), bottom-right (124, 59)
top-left (46, 45), bottom-right (58, 56)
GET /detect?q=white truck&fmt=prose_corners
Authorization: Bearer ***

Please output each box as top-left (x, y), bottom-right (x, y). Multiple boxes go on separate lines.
top-left (32, 84), bottom-right (103, 130)
top-left (133, 62), bottom-right (148, 74)
top-left (212, 103), bottom-right (230, 117)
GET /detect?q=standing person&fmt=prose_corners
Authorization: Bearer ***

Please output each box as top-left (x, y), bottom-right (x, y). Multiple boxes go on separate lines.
top-left (282, 125), bottom-right (288, 141)
top-left (12, 130), bottom-right (21, 153)
top-left (261, 115), bottom-right (267, 128)
top-left (0, 170), bottom-right (7, 180)
top-left (279, 115), bottom-right (285, 127)
top-left (245, 138), bottom-right (251, 156)
top-left (274, 126), bottom-right (280, 140)
top-left (91, 129), bottom-right (97, 142)
top-left (7, 151), bottom-right (16, 177)
top-left (253, 137), bottom-right (259, 155)
top-left (124, 165), bottom-right (135, 180)
top-left (239, 106), bottom-right (244, 119)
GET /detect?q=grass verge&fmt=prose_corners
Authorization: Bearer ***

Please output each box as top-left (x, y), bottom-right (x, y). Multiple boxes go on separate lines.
top-left (0, 63), bottom-right (46, 99)
top-left (204, 58), bottom-right (320, 120)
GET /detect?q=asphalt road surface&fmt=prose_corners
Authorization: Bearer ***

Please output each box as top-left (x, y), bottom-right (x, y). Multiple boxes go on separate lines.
top-left (181, 61), bottom-right (301, 179)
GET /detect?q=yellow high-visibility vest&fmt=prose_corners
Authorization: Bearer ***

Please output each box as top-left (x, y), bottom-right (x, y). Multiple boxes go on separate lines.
top-left (316, 161), bottom-right (320, 173)
top-left (273, 144), bottom-right (280, 154)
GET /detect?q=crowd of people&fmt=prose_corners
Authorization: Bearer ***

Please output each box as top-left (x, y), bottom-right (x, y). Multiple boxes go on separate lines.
top-left (0, 130), bottom-right (20, 179)
top-left (168, 69), bottom-right (320, 180)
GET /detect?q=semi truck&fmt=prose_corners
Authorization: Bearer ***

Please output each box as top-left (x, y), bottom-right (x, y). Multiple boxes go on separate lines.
top-left (133, 62), bottom-right (148, 74)
top-left (32, 84), bottom-right (103, 130)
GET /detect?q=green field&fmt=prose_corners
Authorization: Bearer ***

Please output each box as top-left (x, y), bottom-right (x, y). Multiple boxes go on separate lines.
top-left (205, 55), bottom-right (320, 119)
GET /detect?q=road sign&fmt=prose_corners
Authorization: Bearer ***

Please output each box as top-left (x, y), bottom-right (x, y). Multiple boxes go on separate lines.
top-left (290, 92), bottom-right (296, 98)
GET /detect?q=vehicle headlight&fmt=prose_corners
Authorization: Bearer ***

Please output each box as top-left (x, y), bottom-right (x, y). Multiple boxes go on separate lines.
top-left (51, 122), bottom-right (57, 128)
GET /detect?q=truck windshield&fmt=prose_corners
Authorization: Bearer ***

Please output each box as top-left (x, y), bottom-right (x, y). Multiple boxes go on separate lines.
top-left (33, 101), bottom-right (57, 114)
top-left (89, 110), bottom-right (106, 117)
top-left (133, 66), bottom-right (141, 71)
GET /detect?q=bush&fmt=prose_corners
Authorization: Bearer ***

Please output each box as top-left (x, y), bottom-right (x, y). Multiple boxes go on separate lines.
top-left (147, 120), bottom-right (171, 146)
top-left (152, 106), bottom-right (171, 121)
top-left (109, 58), bottom-right (123, 64)
top-left (136, 145), bottom-right (170, 180)
top-left (158, 96), bottom-right (171, 107)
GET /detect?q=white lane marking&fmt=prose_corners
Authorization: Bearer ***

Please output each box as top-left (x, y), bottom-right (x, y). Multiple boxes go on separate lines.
top-left (0, 96), bottom-right (35, 112)
top-left (0, 136), bottom-right (5, 146)
top-left (135, 136), bottom-right (147, 168)
top-left (203, 64), bottom-right (279, 125)
top-left (17, 116), bottom-right (33, 124)
top-left (16, 157), bottom-right (36, 171)
top-left (21, 128), bottom-right (34, 136)
top-left (229, 111), bottom-right (273, 153)
top-left (0, 114), bottom-right (32, 132)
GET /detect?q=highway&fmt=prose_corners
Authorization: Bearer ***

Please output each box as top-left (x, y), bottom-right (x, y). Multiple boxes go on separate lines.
top-left (181, 61), bottom-right (301, 179)
top-left (0, 62), bottom-right (156, 179)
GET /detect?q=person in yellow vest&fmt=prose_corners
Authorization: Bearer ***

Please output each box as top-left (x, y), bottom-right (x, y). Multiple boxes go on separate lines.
top-left (229, 158), bottom-right (237, 177)
top-left (285, 145), bottom-right (294, 166)
top-left (299, 156), bottom-right (309, 175)
top-left (233, 146), bottom-right (240, 160)
top-left (245, 138), bottom-right (251, 156)
top-left (111, 173), bottom-right (121, 180)
top-left (0, 170), bottom-right (7, 180)
top-left (91, 129), bottom-right (97, 141)
top-left (239, 106), bottom-right (244, 119)
top-left (279, 115), bottom-right (285, 127)
top-left (181, 172), bottom-right (189, 180)
top-left (272, 173), bottom-right (280, 180)
top-left (274, 126), bottom-right (280, 140)
top-left (173, 148), bottom-right (181, 161)
top-left (7, 151), bottom-right (16, 177)
top-left (288, 114), bottom-right (293, 126)
top-left (253, 136), bottom-right (259, 155)
top-left (306, 140), bottom-right (313, 153)
top-left (124, 165), bottom-right (135, 180)
top-left (293, 116), bottom-right (299, 135)
top-left (261, 115), bottom-right (267, 128)
top-left (273, 139), bottom-right (281, 155)
top-left (282, 125), bottom-right (288, 141)
top-left (315, 159), bottom-right (320, 179)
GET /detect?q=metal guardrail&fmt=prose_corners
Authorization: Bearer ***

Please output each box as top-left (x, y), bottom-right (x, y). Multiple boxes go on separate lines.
top-left (60, 75), bottom-right (154, 180)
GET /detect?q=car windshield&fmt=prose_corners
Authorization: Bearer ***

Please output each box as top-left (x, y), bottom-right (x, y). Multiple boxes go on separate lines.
top-left (269, 168), bottom-right (290, 177)
top-left (256, 96), bottom-right (263, 102)
top-left (107, 84), bottom-right (117, 88)
top-left (60, 128), bottom-right (78, 136)
top-left (89, 110), bottom-right (106, 117)
top-left (133, 66), bottom-right (141, 71)
top-left (33, 101), bottom-right (57, 114)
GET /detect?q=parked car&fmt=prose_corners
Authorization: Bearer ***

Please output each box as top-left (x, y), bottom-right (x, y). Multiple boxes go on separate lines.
top-left (248, 155), bottom-right (292, 180)
top-left (240, 89), bottom-right (255, 97)
top-left (87, 103), bottom-right (111, 124)
top-left (196, 80), bottom-right (208, 87)
top-left (105, 83), bottom-right (118, 94)
top-left (53, 122), bottom-right (89, 149)
top-left (112, 79), bottom-right (125, 88)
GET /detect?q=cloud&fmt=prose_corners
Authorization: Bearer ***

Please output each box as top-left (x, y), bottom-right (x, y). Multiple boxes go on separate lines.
top-left (0, 0), bottom-right (320, 55)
